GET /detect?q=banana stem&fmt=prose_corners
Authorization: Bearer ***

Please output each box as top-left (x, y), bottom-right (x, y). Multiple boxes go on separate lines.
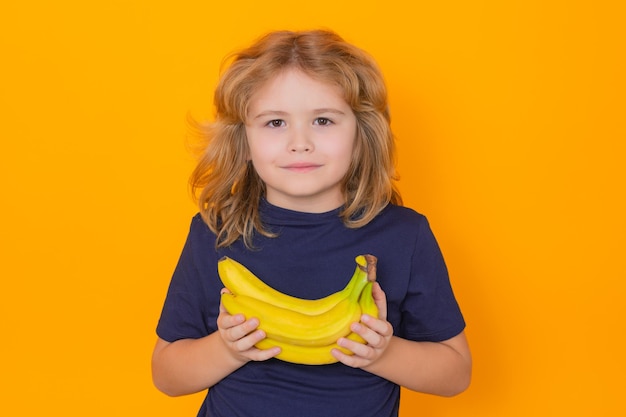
top-left (364, 254), bottom-right (377, 282)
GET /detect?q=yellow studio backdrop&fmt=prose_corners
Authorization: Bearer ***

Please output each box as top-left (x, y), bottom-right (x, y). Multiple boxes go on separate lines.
top-left (1, 0), bottom-right (624, 415)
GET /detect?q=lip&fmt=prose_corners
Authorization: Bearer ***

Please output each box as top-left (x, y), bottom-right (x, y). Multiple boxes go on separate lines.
top-left (282, 162), bottom-right (322, 173)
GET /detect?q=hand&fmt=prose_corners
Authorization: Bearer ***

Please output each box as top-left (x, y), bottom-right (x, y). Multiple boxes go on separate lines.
top-left (217, 288), bottom-right (280, 363)
top-left (331, 282), bottom-right (393, 368)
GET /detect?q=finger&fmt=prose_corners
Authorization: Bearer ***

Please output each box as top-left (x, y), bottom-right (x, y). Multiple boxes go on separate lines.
top-left (231, 326), bottom-right (266, 351)
top-left (371, 282), bottom-right (388, 321)
top-left (227, 317), bottom-right (260, 342)
top-left (252, 346), bottom-right (282, 361)
top-left (330, 344), bottom-right (355, 366)
top-left (331, 341), bottom-right (370, 368)
top-left (219, 288), bottom-right (231, 313)
top-left (251, 341), bottom-right (282, 360)
top-left (217, 308), bottom-right (245, 329)
top-left (219, 303), bottom-right (227, 314)
top-left (360, 314), bottom-right (393, 338)
top-left (349, 321), bottom-right (384, 349)
top-left (233, 330), bottom-right (281, 360)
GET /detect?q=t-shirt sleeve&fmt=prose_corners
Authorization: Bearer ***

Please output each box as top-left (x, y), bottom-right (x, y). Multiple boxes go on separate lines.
top-left (399, 217), bottom-right (466, 342)
top-left (156, 215), bottom-right (221, 342)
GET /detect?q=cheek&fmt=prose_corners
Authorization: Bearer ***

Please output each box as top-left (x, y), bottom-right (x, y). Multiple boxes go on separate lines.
top-left (245, 130), bottom-right (269, 161)
top-left (335, 130), bottom-right (357, 160)
top-left (247, 141), bottom-right (275, 163)
top-left (339, 132), bottom-right (358, 172)
top-left (247, 141), bottom-right (284, 174)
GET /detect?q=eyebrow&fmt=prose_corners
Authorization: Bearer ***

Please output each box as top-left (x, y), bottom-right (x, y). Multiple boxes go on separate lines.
top-left (252, 110), bottom-right (288, 120)
top-left (251, 108), bottom-right (346, 120)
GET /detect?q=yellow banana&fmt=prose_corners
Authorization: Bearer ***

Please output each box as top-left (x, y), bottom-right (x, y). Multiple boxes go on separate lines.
top-left (219, 254), bottom-right (379, 363)
top-left (359, 281), bottom-right (379, 320)
top-left (346, 281), bottom-right (379, 344)
top-left (218, 255), bottom-right (368, 315)
top-left (221, 272), bottom-right (367, 346)
top-left (255, 337), bottom-right (352, 365)
top-left (255, 282), bottom-right (380, 365)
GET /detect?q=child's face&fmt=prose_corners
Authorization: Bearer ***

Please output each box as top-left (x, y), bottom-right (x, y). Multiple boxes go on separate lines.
top-left (245, 68), bottom-right (357, 213)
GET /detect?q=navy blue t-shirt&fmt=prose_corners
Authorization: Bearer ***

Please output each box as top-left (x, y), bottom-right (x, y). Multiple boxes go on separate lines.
top-left (156, 200), bottom-right (465, 417)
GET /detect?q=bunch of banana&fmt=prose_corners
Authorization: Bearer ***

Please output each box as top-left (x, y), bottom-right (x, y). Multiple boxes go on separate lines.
top-left (219, 254), bottom-right (379, 365)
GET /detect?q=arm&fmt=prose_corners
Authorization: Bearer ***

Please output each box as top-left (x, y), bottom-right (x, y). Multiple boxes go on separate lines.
top-left (333, 282), bottom-right (472, 396)
top-left (152, 298), bottom-right (280, 397)
top-left (365, 332), bottom-right (471, 396)
top-left (151, 333), bottom-right (239, 397)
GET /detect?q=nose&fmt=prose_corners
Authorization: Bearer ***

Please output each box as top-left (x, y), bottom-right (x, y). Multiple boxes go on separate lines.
top-left (288, 126), bottom-right (314, 153)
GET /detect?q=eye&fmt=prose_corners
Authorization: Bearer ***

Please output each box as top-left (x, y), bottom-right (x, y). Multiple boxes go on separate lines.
top-left (314, 117), bottom-right (333, 126)
top-left (266, 119), bottom-right (285, 128)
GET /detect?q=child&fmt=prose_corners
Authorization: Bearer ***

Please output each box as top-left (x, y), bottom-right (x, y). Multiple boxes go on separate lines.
top-left (152, 29), bottom-right (471, 416)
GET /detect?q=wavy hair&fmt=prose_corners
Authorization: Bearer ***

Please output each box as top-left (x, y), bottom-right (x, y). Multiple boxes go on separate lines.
top-left (189, 29), bottom-right (402, 248)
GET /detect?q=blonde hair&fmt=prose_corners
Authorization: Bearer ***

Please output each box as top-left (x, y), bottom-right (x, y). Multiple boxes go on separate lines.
top-left (190, 29), bottom-right (402, 248)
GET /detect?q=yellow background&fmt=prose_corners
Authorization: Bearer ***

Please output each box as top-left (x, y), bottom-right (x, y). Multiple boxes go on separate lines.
top-left (1, 0), bottom-right (624, 415)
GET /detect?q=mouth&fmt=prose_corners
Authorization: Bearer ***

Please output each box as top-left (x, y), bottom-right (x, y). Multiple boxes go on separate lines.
top-left (282, 162), bottom-right (322, 173)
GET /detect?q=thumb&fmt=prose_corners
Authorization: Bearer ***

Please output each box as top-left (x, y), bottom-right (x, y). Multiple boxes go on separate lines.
top-left (371, 282), bottom-right (387, 321)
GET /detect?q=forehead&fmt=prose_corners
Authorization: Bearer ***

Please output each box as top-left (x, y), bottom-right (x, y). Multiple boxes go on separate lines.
top-left (248, 68), bottom-right (348, 109)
